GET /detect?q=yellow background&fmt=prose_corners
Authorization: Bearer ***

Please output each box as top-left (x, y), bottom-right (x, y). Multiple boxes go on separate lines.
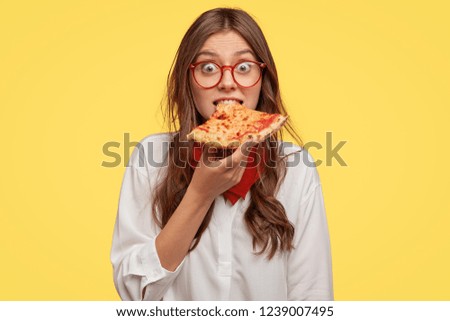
top-left (1, 0), bottom-right (449, 300)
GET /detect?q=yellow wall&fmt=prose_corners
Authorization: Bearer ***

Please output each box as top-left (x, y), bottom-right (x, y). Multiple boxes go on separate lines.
top-left (1, 0), bottom-right (449, 300)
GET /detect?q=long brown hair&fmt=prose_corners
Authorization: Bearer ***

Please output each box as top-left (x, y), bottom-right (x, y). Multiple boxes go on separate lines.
top-left (153, 8), bottom-right (303, 259)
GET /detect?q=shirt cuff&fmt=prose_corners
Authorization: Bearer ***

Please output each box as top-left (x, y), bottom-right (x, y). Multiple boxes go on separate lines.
top-left (138, 237), bottom-right (185, 298)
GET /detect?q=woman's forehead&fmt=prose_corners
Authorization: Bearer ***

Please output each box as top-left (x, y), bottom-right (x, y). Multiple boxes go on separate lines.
top-left (200, 31), bottom-right (252, 52)
top-left (197, 31), bottom-right (255, 60)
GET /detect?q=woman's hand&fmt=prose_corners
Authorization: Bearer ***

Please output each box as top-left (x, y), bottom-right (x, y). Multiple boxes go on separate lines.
top-left (188, 141), bottom-right (255, 202)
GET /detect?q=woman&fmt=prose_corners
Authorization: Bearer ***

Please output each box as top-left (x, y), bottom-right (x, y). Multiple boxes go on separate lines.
top-left (110, 8), bottom-right (333, 301)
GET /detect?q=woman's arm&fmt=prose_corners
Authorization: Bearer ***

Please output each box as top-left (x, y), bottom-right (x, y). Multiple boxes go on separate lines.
top-left (155, 144), bottom-right (252, 271)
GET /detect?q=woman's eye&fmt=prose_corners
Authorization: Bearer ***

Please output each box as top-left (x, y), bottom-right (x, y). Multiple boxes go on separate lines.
top-left (236, 62), bottom-right (252, 73)
top-left (201, 63), bottom-right (218, 73)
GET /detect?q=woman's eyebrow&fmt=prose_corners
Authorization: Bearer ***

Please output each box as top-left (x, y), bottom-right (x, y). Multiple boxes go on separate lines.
top-left (197, 50), bottom-right (218, 58)
top-left (234, 49), bottom-right (255, 57)
top-left (197, 49), bottom-right (255, 59)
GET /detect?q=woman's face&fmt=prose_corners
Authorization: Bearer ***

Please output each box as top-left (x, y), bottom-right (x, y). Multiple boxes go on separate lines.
top-left (190, 30), bottom-right (263, 120)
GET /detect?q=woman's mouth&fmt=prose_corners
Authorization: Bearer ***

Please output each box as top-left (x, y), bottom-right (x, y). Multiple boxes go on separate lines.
top-left (213, 99), bottom-right (243, 106)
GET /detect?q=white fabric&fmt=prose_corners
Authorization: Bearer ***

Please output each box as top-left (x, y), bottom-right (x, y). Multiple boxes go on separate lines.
top-left (110, 133), bottom-right (333, 301)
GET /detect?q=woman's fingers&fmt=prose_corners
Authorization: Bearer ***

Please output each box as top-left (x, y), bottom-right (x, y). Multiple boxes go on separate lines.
top-left (220, 141), bottom-right (257, 169)
top-left (199, 141), bottom-right (258, 173)
top-left (200, 146), bottom-right (221, 167)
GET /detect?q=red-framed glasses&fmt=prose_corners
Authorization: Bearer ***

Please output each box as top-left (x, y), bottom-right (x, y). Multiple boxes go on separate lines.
top-left (190, 60), bottom-right (266, 89)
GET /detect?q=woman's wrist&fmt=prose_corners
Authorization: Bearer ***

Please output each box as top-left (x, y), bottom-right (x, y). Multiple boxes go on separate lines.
top-left (185, 185), bottom-right (216, 208)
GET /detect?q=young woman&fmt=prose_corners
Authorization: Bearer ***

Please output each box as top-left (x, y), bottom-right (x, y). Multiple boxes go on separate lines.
top-left (110, 8), bottom-right (333, 301)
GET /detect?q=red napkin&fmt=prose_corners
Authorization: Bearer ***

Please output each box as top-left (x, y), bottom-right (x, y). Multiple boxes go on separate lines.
top-left (189, 143), bottom-right (264, 205)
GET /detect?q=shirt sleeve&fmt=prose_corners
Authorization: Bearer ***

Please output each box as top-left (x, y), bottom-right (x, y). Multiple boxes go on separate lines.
top-left (110, 163), bottom-right (184, 301)
top-left (287, 183), bottom-right (334, 300)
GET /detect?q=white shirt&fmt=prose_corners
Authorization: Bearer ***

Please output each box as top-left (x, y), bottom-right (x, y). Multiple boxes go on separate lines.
top-left (110, 133), bottom-right (333, 300)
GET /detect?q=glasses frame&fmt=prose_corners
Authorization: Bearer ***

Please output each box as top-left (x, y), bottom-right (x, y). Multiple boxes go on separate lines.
top-left (189, 60), bottom-right (267, 89)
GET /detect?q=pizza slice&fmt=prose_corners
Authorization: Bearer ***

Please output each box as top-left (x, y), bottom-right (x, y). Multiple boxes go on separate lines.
top-left (187, 102), bottom-right (288, 148)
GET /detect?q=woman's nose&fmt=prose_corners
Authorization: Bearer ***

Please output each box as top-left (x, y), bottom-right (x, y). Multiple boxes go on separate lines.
top-left (217, 68), bottom-right (237, 90)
